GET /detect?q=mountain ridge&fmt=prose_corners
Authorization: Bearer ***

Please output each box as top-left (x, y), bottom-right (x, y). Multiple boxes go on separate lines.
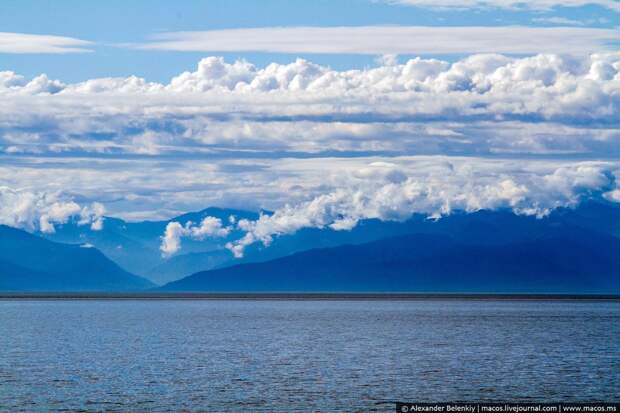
top-left (0, 225), bottom-right (154, 291)
top-left (159, 228), bottom-right (620, 294)
top-left (30, 201), bottom-right (620, 288)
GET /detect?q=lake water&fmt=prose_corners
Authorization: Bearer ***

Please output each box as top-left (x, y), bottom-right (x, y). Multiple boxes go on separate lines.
top-left (0, 299), bottom-right (619, 412)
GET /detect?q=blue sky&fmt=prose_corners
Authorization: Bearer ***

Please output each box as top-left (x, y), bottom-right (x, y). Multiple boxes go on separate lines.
top-left (1, 0), bottom-right (620, 254)
top-left (1, 0), bottom-right (618, 81)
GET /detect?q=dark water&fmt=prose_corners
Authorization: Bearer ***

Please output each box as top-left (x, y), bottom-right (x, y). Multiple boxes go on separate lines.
top-left (0, 300), bottom-right (619, 412)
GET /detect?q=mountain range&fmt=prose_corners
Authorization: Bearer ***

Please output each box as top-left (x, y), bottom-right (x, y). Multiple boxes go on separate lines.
top-left (42, 207), bottom-right (259, 284)
top-left (0, 225), bottom-right (153, 291)
top-left (2, 201), bottom-right (620, 293)
top-left (160, 228), bottom-right (620, 293)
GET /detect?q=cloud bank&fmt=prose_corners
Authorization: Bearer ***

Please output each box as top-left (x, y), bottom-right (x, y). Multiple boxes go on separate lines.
top-left (1, 53), bottom-right (620, 158)
top-left (2, 54), bottom-right (620, 241)
top-left (224, 162), bottom-right (616, 256)
top-left (158, 160), bottom-right (619, 257)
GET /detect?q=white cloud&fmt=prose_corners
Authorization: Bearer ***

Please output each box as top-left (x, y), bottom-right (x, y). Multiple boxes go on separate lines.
top-left (160, 222), bottom-right (187, 257)
top-left (531, 17), bottom-right (586, 26)
top-left (80, 202), bottom-right (106, 231)
top-left (146, 157), bottom-right (619, 257)
top-left (3, 153), bottom-right (620, 227)
top-left (160, 216), bottom-right (231, 256)
top-left (135, 26), bottom-right (620, 55)
top-left (604, 188), bottom-right (620, 201)
top-left (0, 32), bottom-right (92, 54)
top-left (0, 187), bottom-right (105, 233)
top-left (382, 0), bottom-right (620, 11)
top-left (1, 53), bottom-right (620, 159)
top-left (2, 54), bottom-right (620, 233)
top-left (189, 216), bottom-right (231, 239)
top-left (223, 162), bottom-right (616, 257)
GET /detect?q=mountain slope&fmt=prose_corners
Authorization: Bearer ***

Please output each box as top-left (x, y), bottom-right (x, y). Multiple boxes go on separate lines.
top-left (0, 225), bottom-right (154, 291)
top-left (0, 260), bottom-right (58, 291)
top-left (43, 207), bottom-right (259, 281)
top-left (146, 250), bottom-right (232, 285)
top-left (231, 201), bottom-right (620, 265)
top-left (40, 201), bottom-right (620, 285)
top-left (160, 229), bottom-right (620, 293)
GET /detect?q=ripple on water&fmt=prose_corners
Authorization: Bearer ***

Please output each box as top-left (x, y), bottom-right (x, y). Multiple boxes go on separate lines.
top-left (0, 299), bottom-right (619, 412)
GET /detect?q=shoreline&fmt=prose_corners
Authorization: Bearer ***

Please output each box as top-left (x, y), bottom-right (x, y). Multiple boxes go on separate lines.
top-left (1, 292), bottom-right (619, 301)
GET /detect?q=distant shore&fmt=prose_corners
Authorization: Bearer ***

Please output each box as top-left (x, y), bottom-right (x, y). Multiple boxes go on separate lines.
top-left (1, 292), bottom-right (619, 300)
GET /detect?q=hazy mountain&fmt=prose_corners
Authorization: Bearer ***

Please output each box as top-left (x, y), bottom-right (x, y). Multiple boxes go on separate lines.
top-left (0, 225), bottom-right (154, 291)
top-left (226, 201), bottom-right (620, 275)
top-left (42, 207), bottom-right (259, 282)
top-left (5, 201), bottom-right (620, 292)
top-left (160, 227), bottom-right (620, 294)
top-left (39, 201), bottom-right (620, 286)
top-left (145, 250), bottom-right (232, 285)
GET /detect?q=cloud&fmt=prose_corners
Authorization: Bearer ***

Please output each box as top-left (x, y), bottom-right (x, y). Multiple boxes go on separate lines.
top-left (223, 162), bottom-right (616, 257)
top-left (531, 17), bottom-right (586, 26)
top-left (0, 187), bottom-right (105, 233)
top-left (1, 53), bottom-right (620, 159)
top-left (160, 222), bottom-right (186, 256)
top-left (149, 158), bottom-right (619, 257)
top-left (2, 54), bottom-right (620, 229)
top-left (0, 32), bottom-right (92, 54)
top-left (604, 188), bottom-right (620, 201)
top-left (135, 26), bottom-right (620, 55)
top-left (382, 0), bottom-right (620, 11)
top-left (160, 216), bottom-right (231, 256)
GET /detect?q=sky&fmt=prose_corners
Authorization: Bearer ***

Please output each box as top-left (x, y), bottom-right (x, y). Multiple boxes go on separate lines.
top-left (1, 0), bottom-right (620, 255)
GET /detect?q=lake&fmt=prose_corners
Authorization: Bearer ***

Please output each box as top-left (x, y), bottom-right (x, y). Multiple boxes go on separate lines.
top-left (1, 299), bottom-right (619, 412)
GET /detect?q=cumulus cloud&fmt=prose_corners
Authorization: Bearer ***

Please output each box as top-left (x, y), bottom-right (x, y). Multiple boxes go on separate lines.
top-left (2, 54), bottom-right (620, 233)
top-left (0, 187), bottom-right (105, 233)
top-left (223, 162), bottom-right (616, 257)
top-left (383, 0), bottom-right (620, 11)
top-left (151, 159), bottom-right (618, 257)
top-left (160, 222), bottom-right (187, 257)
top-left (1, 53), bottom-right (620, 159)
top-left (160, 216), bottom-right (231, 256)
top-left (135, 26), bottom-right (620, 55)
top-left (0, 32), bottom-right (92, 54)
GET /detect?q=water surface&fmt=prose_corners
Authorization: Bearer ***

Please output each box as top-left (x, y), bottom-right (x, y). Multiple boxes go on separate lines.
top-left (1, 299), bottom-right (618, 412)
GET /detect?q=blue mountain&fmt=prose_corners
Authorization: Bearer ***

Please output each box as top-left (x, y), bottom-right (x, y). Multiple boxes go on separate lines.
top-left (232, 201), bottom-right (620, 256)
top-left (145, 250), bottom-right (232, 284)
top-left (43, 207), bottom-right (259, 284)
top-left (160, 227), bottom-right (620, 294)
top-left (38, 201), bottom-right (620, 288)
top-left (0, 225), bottom-right (154, 291)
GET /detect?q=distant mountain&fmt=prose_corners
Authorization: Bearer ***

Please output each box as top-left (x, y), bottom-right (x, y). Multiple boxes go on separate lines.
top-left (5, 201), bottom-right (620, 292)
top-left (145, 250), bottom-right (232, 285)
top-left (236, 201), bottom-right (620, 260)
top-left (39, 201), bottom-right (620, 286)
top-left (160, 227), bottom-right (620, 294)
top-left (0, 225), bottom-right (154, 291)
top-left (43, 207), bottom-right (259, 282)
